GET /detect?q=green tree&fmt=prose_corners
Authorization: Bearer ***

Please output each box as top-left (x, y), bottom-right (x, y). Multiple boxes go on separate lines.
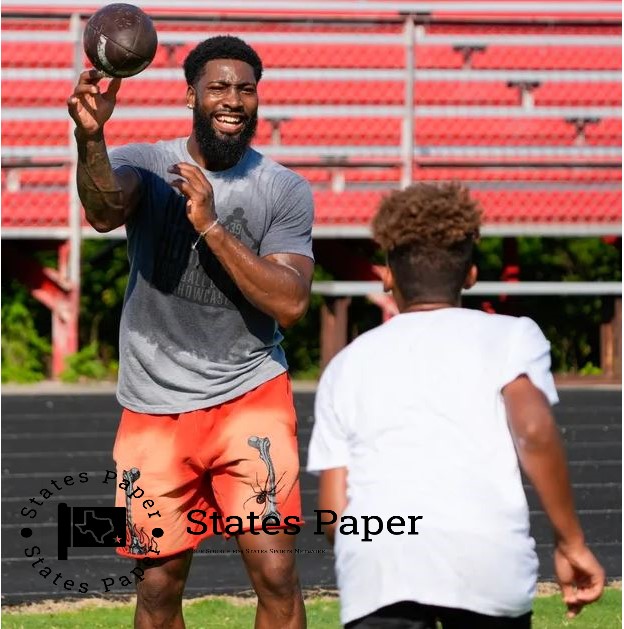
top-left (78, 240), bottom-right (129, 364)
top-left (1, 282), bottom-right (51, 382)
top-left (1, 237), bottom-right (619, 382)
top-left (466, 237), bottom-right (621, 372)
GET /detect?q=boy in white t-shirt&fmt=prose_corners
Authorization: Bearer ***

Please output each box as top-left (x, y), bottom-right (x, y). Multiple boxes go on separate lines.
top-left (307, 183), bottom-right (605, 628)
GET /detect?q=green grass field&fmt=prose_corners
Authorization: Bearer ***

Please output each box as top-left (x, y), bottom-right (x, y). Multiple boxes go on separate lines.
top-left (2, 589), bottom-right (621, 629)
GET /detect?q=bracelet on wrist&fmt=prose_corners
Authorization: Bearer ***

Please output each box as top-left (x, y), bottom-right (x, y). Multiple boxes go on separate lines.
top-left (191, 218), bottom-right (220, 250)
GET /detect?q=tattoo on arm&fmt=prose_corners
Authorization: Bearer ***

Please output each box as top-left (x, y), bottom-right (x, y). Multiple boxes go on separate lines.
top-left (76, 131), bottom-right (137, 231)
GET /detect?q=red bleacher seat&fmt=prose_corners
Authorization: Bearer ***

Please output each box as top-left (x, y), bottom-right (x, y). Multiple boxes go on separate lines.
top-left (426, 24), bottom-right (622, 36)
top-left (585, 118), bottom-right (622, 144)
top-left (279, 117), bottom-right (618, 146)
top-left (3, 120), bottom-right (71, 146)
top-left (2, 80), bottom-right (180, 108)
top-left (472, 46), bottom-right (621, 70)
top-left (2, 42), bottom-right (72, 67)
top-left (4, 116), bottom-right (620, 148)
top-left (4, 78), bottom-right (622, 108)
top-left (312, 189), bottom-right (621, 224)
top-left (0, 17), bottom-right (402, 34)
top-left (290, 168), bottom-right (333, 184)
top-left (2, 167), bottom-right (69, 188)
top-left (279, 118), bottom-right (400, 146)
top-left (1, 119), bottom-right (276, 146)
top-left (1, 42), bottom-right (173, 68)
top-left (157, 22), bottom-right (403, 35)
top-left (3, 19), bottom-right (71, 30)
top-left (534, 82), bottom-right (622, 106)
top-left (2, 191), bottom-right (68, 226)
top-left (417, 117), bottom-right (620, 145)
top-left (474, 189), bottom-right (622, 222)
top-left (173, 43), bottom-right (465, 69)
top-left (341, 166), bottom-right (622, 184)
top-left (259, 81), bottom-right (519, 106)
top-left (2, 165), bottom-right (619, 196)
top-left (2, 188), bottom-right (620, 229)
top-left (1, 79), bottom-right (522, 107)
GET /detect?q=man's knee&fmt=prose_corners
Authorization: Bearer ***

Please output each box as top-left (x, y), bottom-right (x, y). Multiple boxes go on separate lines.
top-left (252, 559), bottom-right (301, 600)
top-left (135, 556), bottom-right (190, 610)
top-left (137, 569), bottom-right (185, 607)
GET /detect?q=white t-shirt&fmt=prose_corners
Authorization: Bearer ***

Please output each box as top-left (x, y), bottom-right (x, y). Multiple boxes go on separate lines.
top-left (307, 308), bottom-right (559, 625)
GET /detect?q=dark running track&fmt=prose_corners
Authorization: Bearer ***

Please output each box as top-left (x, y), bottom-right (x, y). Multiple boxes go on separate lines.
top-left (2, 388), bottom-right (621, 604)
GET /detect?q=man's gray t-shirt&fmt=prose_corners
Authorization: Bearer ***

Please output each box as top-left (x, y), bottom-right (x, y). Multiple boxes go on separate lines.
top-left (109, 138), bottom-right (314, 413)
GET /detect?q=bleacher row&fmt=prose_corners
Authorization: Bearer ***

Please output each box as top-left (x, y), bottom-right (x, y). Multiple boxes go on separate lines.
top-left (2, 41), bottom-right (622, 70)
top-left (3, 118), bottom-right (620, 147)
top-left (3, 189), bottom-right (620, 227)
top-left (1, 5), bottom-right (622, 235)
top-left (4, 79), bottom-right (622, 107)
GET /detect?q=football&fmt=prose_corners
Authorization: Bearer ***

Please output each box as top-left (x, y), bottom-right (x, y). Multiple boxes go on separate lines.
top-left (83, 3), bottom-right (158, 78)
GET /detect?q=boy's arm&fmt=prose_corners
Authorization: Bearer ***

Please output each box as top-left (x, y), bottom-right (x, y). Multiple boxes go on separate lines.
top-left (503, 375), bottom-right (605, 616)
top-left (318, 467), bottom-right (348, 546)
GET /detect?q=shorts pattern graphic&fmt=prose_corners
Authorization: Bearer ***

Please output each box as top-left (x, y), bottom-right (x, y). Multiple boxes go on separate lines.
top-left (113, 373), bottom-right (302, 559)
top-left (122, 468), bottom-right (159, 556)
top-left (244, 436), bottom-right (284, 522)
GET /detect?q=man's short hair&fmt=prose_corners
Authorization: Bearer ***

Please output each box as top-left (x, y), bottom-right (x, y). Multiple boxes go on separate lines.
top-left (183, 35), bottom-right (263, 86)
top-left (372, 182), bottom-right (482, 304)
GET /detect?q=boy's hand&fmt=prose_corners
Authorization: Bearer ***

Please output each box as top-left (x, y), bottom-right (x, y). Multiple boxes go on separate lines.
top-left (554, 542), bottom-right (605, 617)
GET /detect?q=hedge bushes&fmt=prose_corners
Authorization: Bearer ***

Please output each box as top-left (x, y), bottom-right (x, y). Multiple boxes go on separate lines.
top-left (1, 237), bottom-right (620, 381)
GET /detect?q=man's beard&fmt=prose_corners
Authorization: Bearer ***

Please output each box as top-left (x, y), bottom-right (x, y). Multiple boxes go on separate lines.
top-left (193, 106), bottom-right (258, 170)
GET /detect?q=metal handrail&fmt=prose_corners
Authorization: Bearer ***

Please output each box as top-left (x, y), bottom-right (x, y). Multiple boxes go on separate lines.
top-left (2, 222), bottom-right (622, 240)
top-left (3, 145), bottom-right (621, 161)
top-left (4, 68), bottom-right (621, 82)
top-left (3, 105), bottom-right (620, 119)
top-left (3, 30), bottom-right (622, 46)
top-left (312, 281), bottom-right (623, 296)
top-left (1, 1), bottom-right (621, 14)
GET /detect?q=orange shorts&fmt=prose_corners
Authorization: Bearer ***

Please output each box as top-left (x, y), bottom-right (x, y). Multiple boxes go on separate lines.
top-left (113, 373), bottom-right (303, 559)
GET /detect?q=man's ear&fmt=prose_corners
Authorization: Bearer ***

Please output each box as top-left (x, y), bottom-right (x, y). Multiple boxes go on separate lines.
top-left (381, 264), bottom-right (394, 293)
top-left (186, 85), bottom-right (195, 109)
top-left (464, 264), bottom-right (478, 290)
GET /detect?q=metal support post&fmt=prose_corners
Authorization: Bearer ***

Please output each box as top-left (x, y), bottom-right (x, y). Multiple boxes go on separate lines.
top-left (401, 16), bottom-right (415, 189)
top-left (320, 297), bottom-right (351, 371)
top-left (50, 11), bottom-right (83, 378)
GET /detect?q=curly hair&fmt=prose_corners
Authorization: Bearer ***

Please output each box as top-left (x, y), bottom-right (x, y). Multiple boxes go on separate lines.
top-left (183, 35), bottom-right (263, 86)
top-left (371, 182), bottom-right (482, 304)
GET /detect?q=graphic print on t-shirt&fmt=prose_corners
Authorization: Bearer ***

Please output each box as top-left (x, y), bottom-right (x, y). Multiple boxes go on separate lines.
top-left (221, 207), bottom-right (261, 250)
top-left (151, 203), bottom-right (259, 309)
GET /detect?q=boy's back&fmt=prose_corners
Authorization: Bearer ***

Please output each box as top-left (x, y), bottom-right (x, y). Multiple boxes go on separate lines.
top-left (309, 308), bottom-right (559, 622)
top-left (308, 182), bottom-right (603, 629)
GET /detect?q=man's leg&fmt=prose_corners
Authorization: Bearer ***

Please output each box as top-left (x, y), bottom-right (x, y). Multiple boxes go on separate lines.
top-left (134, 550), bottom-right (193, 629)
top-left (207, 374), bottom-right (306, 627)
top-left (113, 408), bottom-right (216, 628)
top-left (236, 530), bottom-right (306, 629)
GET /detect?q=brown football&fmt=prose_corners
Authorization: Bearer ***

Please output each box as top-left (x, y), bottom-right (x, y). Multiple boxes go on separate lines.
top-left (83, 3), bottom-right (158, 78)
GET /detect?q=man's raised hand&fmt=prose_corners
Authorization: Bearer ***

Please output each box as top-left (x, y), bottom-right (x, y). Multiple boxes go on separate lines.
top-left (68, 69), bottom-right (121, 138)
